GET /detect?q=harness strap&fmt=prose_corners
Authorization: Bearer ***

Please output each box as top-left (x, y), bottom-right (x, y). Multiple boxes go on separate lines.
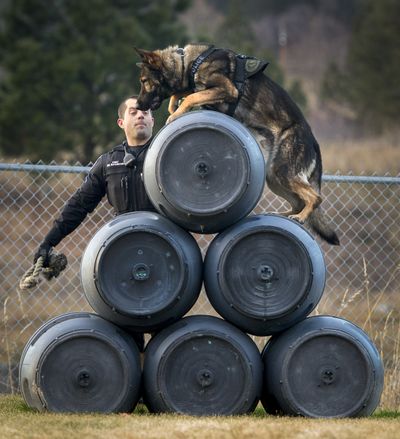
top-left (227, 55), bottom-right (248, 116)
top-left (189, 47), bottom-right (269, 117)
top-left (227, 55), bottom-right (269, 116)
top-left (189, 45), bottom-right (216, 90)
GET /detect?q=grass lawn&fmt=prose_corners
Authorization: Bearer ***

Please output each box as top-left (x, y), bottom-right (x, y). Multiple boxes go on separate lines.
top-left (0, 395), bottom-right (399, 439)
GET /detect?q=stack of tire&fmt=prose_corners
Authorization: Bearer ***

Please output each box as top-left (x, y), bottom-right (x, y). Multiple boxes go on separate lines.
top-left (20, 111), bottom-right (384, 417)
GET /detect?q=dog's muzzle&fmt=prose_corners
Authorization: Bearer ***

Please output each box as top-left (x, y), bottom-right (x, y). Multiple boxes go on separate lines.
top-left (136, 95), bottom-right (161, 112)
top-left (149, 96), bottom-right (162, 111)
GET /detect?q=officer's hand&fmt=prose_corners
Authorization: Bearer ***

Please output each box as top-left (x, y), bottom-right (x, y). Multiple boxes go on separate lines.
top-left (33, 242), bottom-right (52, 267)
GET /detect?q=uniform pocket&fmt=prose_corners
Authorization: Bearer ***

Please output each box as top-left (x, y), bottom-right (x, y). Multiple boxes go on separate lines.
top-left (106, 165), bottom-right (129, 213)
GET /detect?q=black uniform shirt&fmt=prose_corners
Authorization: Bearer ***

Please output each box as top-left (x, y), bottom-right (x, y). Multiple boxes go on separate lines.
top-left (43, 140), bottom-right (156, 248)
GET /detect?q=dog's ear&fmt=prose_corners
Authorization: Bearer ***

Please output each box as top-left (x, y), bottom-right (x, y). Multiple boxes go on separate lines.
top-left (134, 48), bottom-right (162, 69)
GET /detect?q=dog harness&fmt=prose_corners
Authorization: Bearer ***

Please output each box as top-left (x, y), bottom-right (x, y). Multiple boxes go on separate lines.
top-left (188, 45), bottom-right (269, 116)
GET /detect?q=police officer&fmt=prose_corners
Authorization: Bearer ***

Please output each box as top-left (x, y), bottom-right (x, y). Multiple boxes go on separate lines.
top-left (33, 96), bottom-right (156, 351)
top-left (34, 95), bottom-right (156, 265)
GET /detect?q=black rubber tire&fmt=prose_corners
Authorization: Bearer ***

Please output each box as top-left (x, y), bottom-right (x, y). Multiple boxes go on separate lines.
top-left (261, 315), bottom-right (384, 418)
top-left (143, 110), bottom-right (266, 233)
top-left (143, 315), bottom-right (263, 415)
top-left (81, 211), bottom-right (203, 332)
top-left (204, 214), bottom-right (326, 335)
top-left (19, 312), bottom-right (142, 413)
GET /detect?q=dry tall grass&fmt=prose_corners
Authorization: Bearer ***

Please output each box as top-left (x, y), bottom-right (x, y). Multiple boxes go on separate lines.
top-left (321, 136), bottom-right (400, 175)
top-left (312, 258), bottom-right (400, 410)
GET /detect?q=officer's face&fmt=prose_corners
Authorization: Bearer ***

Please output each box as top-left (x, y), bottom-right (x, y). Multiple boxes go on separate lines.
top-left (118, 98), bottom-right (154, 144)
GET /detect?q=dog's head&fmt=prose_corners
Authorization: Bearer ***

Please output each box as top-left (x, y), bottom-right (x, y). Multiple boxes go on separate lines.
top-left (135, 48), bottom-right (170, 111)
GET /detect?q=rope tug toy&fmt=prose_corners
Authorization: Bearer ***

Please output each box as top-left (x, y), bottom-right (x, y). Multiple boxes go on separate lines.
top-left (19, 252), bottom-right (68, 290)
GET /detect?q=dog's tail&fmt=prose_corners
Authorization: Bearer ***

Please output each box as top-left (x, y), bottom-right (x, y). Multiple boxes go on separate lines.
top-left (307, 207), bottom-right (340, 246)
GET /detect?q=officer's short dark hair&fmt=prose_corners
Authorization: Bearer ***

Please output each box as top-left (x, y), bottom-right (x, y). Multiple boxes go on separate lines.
top-left (118, 95), bottom-right (152, 119)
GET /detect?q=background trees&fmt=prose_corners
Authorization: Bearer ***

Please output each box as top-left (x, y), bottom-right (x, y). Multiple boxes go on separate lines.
top-left (0, 0), bottom-right (190, 162)
top-left (321, 0), bottom-right (400, 133)
top-left (0, 0), bottom-right (398, 162)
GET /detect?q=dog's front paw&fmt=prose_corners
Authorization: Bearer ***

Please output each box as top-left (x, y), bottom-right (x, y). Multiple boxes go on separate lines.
top-left (166, 113), bottom-right (179, 124)
top-left (168, 100), bottom-right (179, 115)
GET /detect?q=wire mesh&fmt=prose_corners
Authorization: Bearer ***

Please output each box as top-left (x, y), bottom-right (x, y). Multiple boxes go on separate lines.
top-left (0, 162), bottom-right (399, 408)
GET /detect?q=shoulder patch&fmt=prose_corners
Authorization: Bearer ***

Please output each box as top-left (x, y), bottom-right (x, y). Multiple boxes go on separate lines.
top-left (244, 58), bottom-right (269, 76)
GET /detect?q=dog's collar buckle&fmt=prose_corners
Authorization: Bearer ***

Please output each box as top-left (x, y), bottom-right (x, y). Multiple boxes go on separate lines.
top-left (175, 48), bottom-right (186, 86)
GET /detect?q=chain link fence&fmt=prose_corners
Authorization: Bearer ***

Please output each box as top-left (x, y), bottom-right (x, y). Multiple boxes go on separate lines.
top-left (1, 162), bottom-right (399, 409)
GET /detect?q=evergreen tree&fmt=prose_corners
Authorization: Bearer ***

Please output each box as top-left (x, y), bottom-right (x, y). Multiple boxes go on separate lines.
top-left (321, 0), bottom-right (400, 132)
top-left (346, 0), bottom-right (400, 131)
top-left (0, 0), bottom-right (190, 162)
top-left (214, 0), bottom-right (257, 54)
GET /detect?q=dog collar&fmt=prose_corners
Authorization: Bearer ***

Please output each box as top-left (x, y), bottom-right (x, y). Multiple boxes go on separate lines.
top-left (176, 47), bottom-right (186, 88)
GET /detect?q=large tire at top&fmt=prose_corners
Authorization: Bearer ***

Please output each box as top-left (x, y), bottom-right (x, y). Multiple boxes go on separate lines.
top-left (19, 312), bottom-right (141, 413)
top-left (143, 110), bottom-right (266, 233)
top-left (204, 214), bottom-right (326, 335)
top-left (261, 315), bottom-right (384, 418)
top-left (81, 211), bottom-right (203, 332)
top-left (143, 315), bottom-right (263, 415)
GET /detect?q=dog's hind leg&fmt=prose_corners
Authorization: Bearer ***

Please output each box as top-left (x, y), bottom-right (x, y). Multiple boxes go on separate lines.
top-left (266, 176), bottom-right (317, 222)
top-left (268, 177), bottom-right (321, 223)
top-left (265, 146), bottom-right (322, 224)
top-left (286, 177), bottom-right (322, 224)
top-left (279, 205), bottom-right (303, 217)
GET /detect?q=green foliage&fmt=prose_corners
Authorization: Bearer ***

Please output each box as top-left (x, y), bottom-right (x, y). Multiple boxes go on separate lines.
top-left (321, 0), bottom-right (400, 132)
top-left (0, 0), bottom-right (190, 162)
top-left (214, 0), bottom-right (257, 54)
top-left (320, 62), bottom-right (348, 103)
top-left (373, 410), bottom-right (400, 419)
top-left (208, 0), bottom-right (360, 25)
top-left (346, 0), bottom-right (400, 131)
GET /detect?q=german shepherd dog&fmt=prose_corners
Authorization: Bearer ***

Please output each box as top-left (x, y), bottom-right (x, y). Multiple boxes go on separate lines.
top-left (135, 44), bottom-right (339, 245)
